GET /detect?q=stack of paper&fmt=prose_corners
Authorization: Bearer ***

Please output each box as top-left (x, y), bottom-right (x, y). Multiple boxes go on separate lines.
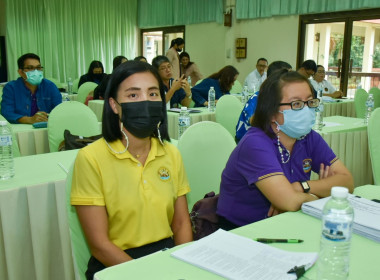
top-left (171, 229), bottom-right (317, 280)
top-left (302, 194), bottom-right (380, 242)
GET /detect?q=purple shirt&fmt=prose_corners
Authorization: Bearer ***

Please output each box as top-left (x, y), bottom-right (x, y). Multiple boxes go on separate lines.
top-left (217, 127), bottom-right (337, 226)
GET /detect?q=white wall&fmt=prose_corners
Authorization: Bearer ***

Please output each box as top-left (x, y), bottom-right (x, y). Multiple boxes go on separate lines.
top-left (185, 12), bottom-right (299, 85)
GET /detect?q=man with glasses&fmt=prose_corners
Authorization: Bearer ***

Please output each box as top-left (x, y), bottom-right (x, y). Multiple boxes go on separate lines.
top-left (297, 59), bottom-right (317, 98)
top-left (244, 58), bottom-right (268, 93)
top-left (311, 65), bottom-right (343, 98)
top-left (1, 53), bottom-right (61, 124)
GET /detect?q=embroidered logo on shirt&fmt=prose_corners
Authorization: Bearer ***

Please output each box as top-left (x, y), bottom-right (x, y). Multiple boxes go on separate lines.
top-left (303, 159), bottom-right (312, 173)
top-left (158, 167), bottom-right (170, 181)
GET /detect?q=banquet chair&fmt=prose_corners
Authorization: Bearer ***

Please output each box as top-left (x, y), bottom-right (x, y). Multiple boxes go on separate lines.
top-left (215, 95), bottom-right (244, 138)
top-left (354, 88), bottom-right (369, 119)
top-left (369, 87), bottom-right (380, 109)
top-left (368, 108), bottom-right (380, 185)
top-left (230, 80), bottom-right (243, 94)
top-left (47, 77), bottom-right (63, 89)
top-left (48, 101), bottom-right (101, 152)
top-left (65, 163), bottom-right (91, 280)
top-left (72, 78), bottom-right (80, 93)
top-left (77, 82), bottom-right (98, 104)
top-left (177, 121), bottom-right (236, 211)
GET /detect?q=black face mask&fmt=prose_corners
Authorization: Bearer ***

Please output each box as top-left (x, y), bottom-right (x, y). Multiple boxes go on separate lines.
top-left (93, 73), bottom-right (103, 80)
top-left (120, 101), bottom-right (163, 139)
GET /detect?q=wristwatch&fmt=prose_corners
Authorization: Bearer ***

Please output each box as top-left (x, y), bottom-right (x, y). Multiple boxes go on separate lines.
top-left (299, 181), bottom-right (310, 193)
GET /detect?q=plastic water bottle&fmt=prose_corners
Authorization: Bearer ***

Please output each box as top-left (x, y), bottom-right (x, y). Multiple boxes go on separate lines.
top-left (0, 121), bottom-right (15, 180)
top-left (364, 93), bottom-right (374, 124)
top-left (62, 92), bottom-right (70, 102)
top-left (208, 86), bottom-right (216, 112)
top-left (317, 187), bottom-right (354, 280)
top-left (314, 90), bottom-right (324, 131)
top-left (178, 107), bottom-right (190, 139)
top-left (241, 85), bottom-right (248, 105)
top-left (187, 76), bottom-right (192, 88)
top-left (67, 77), bottom-right (73, 94)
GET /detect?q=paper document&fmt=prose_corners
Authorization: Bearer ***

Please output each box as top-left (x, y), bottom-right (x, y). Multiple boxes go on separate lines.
top-left (302, 194), bottom-right (380, 242)
top-left (171, 229), bottom-right (317, 280)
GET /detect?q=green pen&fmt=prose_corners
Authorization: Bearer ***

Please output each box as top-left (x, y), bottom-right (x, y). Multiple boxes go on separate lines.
top-left (254, 238), bottom-right (304, 243)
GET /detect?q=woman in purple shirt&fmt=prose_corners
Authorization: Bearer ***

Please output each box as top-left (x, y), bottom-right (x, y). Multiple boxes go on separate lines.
top-left (217, 70), bottom-right (354, 230)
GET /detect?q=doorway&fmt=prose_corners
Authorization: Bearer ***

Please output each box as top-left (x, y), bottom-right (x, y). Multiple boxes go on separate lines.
top-left (140, 26), bottom-right (185, 64)
top-left (299, 9), bottom-right (380, 98)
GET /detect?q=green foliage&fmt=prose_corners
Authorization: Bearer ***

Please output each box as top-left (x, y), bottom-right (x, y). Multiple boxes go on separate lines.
top-left (328, 34), bottom-right (364, 68)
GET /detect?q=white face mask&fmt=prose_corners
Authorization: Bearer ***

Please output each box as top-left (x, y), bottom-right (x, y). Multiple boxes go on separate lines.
top-left (25, 70), bottom-right (43, 85)
top-left (276, 107), bottom-right (316, 139)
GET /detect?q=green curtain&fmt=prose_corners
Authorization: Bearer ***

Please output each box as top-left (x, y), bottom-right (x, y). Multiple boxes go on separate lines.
top-left (6, 0), bottom-right (137, 83)
top-left (138, 0), bottom-right (224, 28)
top-left (236, 0), bottom-right (380, 19)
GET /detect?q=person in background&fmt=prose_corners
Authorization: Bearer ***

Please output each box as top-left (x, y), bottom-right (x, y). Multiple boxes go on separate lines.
top-left (191, 65), bottom-right (239, 107)
top-left (179, 52), bottom-right (203, 87)
top-left (78, 60), bottom-right (107, 88)
top-left (311, 65), bottom-right (343, 98)
top-left (71, 61), bottom-right (193, 279)
top-left (93, 56), bottom-right (128, 100)
top-left (244, 58), bottom-right (268, 93)
top-left (0, 53), bottom-right (61, 124)
top-left (297, 59), bottom-right (318, 98)
top-left (134, 56), bottom-right (148, 63)
top-left (217, 70), bottom-right (354, 230)
top-left (152, 56), bottom-right (191, 108)
top-left (165, 38), bottom-right (184, 80)
top-left (235, 61), bottom-right (292, 142)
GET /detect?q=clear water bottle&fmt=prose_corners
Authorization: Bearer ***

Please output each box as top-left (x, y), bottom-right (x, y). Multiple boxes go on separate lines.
top-left (364, 93), bottom-right (374, 124)
top-left (314, 90), bottom-right (324, 131)
top-left (62, 92), bottom-right (70, 102)
top-left (187, 76), bottom-right (192, 88)
top-left (317, 187), bottom-right (354, 280)
top-left (67, 77), bottom-right (73, 94)
top-left (242, 85), bottom-right (248, 105)
top-left (208, 86), bottom-right (216, 112)
top-left (178, 107), bottom-right (190, 139)
top-left (0, 121), bottom-right (15, 180)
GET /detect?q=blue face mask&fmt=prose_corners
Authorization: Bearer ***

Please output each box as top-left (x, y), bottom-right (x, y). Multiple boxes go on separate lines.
top-left (276, 107), bottom-right (316, 139)
top-left (25, 70), bottom-right (43, 86)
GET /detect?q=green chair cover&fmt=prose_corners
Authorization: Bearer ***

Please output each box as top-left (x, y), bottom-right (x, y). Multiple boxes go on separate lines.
top-left (47, 77), bottom-right (63, 89)
top-left (230, 80), bottom-right (243, 94)
top-left (72, 78), bottom-right (80, 93)
top-left (369, 87), bottom-right (380, 110)
top-left (354, 88), bottom-right (369, 119)
top-left (77, 82), bottom-right (98, 104)
top-left (47, 101), bottom-right (101, 152)
top-left (65, 163), bottom-right (91, 280)
top-left (368, 108), bottom-right (380, 185)
top-left (177, 121), bottom-right (236, 211)
top-left (215, 94), bottom-right (244, 138)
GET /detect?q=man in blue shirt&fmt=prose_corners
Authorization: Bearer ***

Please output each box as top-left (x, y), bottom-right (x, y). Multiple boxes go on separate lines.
top-left (1, 53), bottom-right (62, 123)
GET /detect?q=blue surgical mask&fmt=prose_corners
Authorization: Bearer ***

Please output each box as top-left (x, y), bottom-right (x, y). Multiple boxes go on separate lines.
top-left (276, 107), bottom-right (316, 139)
top-left (25, 70), bottom-right (43, 86)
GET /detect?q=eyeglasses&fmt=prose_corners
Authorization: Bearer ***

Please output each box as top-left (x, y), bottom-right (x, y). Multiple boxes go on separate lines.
top-left (279, 99), bottom-right (320, 111)
top-left (158, 65), bottom-right (172, 71)
top-left (23, 66), bottom-right (44, 71)
top-left (317, 70), bottom-right (326, 74)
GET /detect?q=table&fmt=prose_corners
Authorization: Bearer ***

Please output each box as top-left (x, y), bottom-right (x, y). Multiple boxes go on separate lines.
top-left (94, 185), bottom-right (380, 280)
top-left (322, 98), bottom-right (356, 117)
top-left (88, 99), bottom-right (104, 121)
top-left (316, 116), bottom-right (373, 187)
top-left (0, 150), bottom-right (78, 280)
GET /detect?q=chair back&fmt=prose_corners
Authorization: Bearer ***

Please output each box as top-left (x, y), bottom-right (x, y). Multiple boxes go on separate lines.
top-left (195, 79), bottom-right (203, 86)
top-left (354, 88), bottom-right (369, 119)
top-left (177, 121), bottom-right (236, 211)
top-left (48, 101), bottom-right (101, 152)
top-left (72, 78), bottom-right (80, 93)
top-left (215, 95), bottom-right (244, 138)
top-left (230, 80), bottom-right (243, 94)
top-left (77, 82), bottom-right (98, 104)
top-left (369, 87), bottom-right (380, 109)
top-left (65, 163), bottom-right (91, 280)
top-left (368, 107), bottom-right (380, 185)
top-left (47, 77), bottom-right (63, 89)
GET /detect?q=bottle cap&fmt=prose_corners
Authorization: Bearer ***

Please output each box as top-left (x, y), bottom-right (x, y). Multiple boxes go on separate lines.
top-left (331, 186), bottom-right (349, 198)
top-left (0, 120), bottom-right (8, 126)
top-left (181, 107), bottom-right (187, 110)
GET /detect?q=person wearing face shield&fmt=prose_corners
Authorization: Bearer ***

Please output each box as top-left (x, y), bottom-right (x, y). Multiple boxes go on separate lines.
top-left (165, 37), bottom-right (185, 80)
top-left (71, 61), bottom-right (193, 279)
top-left (0, 53), bottom-right (62, 124)
top-left (217, 69), bottom-right (354, 230)
top-left (78, 60), bottom-right (107, 88)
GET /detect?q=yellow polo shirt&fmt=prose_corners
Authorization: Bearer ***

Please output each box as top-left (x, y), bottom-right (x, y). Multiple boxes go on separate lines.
top-left (71, 137), bottom-right (190, 250)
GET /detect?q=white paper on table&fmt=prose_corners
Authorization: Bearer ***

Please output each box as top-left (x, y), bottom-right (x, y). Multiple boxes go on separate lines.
top-left (323, 122), bottom-right (343, 127)
top-left (171, 229), bottom-right (318, 280)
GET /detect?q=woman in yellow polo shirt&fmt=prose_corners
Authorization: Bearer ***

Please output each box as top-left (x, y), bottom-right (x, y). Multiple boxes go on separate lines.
top-left (71, 61), bottom-right (193, 279)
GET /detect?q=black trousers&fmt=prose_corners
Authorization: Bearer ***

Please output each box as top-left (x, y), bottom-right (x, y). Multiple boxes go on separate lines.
top-left (85, 237), bottom-right (174, 280)
top-left (218, 215), bottom-right (239, 231)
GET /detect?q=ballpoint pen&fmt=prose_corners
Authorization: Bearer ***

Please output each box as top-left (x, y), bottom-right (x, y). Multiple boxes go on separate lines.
top-left (253, 238), bottom-right (304, 243)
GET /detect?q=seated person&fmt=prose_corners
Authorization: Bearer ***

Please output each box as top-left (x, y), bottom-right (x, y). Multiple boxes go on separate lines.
top-left (191, 65), bottom-right (239, 107)
top-left (217, 70), bottom-right (354, 230)
top-left (152, 56), bottom-right (191, 108)
top-left (244, 58), bottom-right (268, 93)
top-left (93, 56), bottom-right (128, 100)
top-left (0, 53), bottom-right (62, 124)
top-left (235, 61), bottom-right (292, 142)
top-left (71, 61), bottom-right (193, 280)
top-left (78, 60), bottom-right (107, 88)
top-left (134, 56), bottom-right (147, 63)
top-left (310, 65), bottom-right (343, 98)
top-left (297, 59), bottom-right (318, 98)
top-left (179, 52), bottom-right (203, 87)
